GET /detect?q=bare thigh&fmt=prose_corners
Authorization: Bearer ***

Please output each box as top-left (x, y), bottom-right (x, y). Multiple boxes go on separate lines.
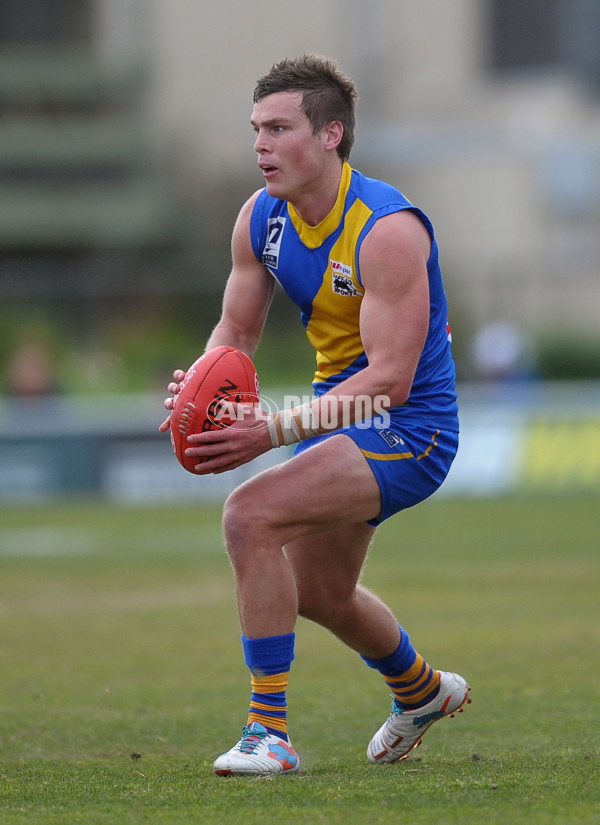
top-left (223, 433), bottom-right (382, 549)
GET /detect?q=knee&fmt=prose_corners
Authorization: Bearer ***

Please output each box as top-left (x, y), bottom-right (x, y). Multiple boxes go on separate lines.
top-left (222, 484), bottom-right (254, 546)
top-left (297, 595), bottom-right (345, 628)
top-left (297, 596), bottom-right (325, 624)
top-left (222, 481), bottom-right (275, 556)
top-left (297, 581), bottom-right (353, 625)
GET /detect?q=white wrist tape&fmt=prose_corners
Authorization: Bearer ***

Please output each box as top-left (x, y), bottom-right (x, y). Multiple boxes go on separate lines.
top-left (267, 404), bottom-right (320, 448)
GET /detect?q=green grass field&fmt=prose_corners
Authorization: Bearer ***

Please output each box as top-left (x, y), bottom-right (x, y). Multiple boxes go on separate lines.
top-left (0, 496), bottom-right (599, 824)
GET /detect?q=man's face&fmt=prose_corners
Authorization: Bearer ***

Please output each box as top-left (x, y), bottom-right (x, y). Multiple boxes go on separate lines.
top-left (251, 91), bottom-right (330, 203)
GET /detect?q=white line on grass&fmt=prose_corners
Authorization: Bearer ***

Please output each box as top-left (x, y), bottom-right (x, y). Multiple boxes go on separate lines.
top-left (0, 525), bottom-right (224, 558)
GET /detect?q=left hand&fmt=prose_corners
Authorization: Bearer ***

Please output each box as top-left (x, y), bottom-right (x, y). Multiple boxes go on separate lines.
top-left (184, 403), bottom-right (273, 474)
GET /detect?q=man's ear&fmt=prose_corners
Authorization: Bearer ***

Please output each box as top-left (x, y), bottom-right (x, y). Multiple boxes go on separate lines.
top-left (324, 120), bottom-right (344, 152)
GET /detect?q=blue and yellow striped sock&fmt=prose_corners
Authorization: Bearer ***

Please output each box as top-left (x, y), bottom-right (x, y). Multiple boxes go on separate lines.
top-left (241, 633), bottom-right (295, 741)
top-left (361, 627), bottom-right (440, 709)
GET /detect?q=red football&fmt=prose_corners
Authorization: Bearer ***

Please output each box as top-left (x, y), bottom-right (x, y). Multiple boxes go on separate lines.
top-left (169, 346), bottom-right (260, 474)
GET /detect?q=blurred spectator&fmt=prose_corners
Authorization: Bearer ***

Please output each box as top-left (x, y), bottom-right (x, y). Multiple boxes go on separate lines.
top-left (470, 320), bottom-right (537, 382)
top-left (4, 341), bottom-right (61, 400)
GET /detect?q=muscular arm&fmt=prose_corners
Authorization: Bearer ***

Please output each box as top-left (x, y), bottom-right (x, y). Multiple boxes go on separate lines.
top-left (159, 190), bottom-right (274, 433)
top-left (304, 208), bottom-right (431, 429)
top-left (206, 190), bottom-right (276, 358)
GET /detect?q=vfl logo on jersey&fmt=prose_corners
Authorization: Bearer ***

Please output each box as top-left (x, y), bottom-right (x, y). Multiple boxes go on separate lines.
top-left (262, 217), bottom-right (286, 269)
top-left (378, 429), bottom-right (405, 448)
top-left (330, 260), bottom-right (363, 297)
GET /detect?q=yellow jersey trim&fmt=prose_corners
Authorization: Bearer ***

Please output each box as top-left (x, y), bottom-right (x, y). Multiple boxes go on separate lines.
top-left (287, 162), bottom-right (353, 247)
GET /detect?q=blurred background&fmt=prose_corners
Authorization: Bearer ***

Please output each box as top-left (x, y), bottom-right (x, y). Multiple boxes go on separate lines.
top-left (1, 0), bottom-right (599, 505)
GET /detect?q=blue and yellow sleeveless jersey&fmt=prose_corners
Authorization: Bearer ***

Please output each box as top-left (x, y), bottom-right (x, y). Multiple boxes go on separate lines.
top-left (249, 162), bottom-right (458, 431)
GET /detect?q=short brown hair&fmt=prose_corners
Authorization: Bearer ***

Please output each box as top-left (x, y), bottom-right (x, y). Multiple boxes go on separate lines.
top-left (253, 54), bottom-right (357, 161)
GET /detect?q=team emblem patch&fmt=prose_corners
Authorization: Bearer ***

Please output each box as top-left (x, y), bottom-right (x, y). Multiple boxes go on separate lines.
top-left (262, 217), bottom-right (286, 269)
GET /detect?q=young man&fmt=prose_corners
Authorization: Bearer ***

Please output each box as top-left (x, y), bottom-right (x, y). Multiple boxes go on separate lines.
top-left (160, 54), bottom-right (469, 775)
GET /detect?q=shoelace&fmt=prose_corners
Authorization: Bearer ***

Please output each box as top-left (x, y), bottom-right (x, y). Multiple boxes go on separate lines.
top-left (390, 696), bottom-right (405, 717)
top-left (238, 726), bottom-right (269, 754)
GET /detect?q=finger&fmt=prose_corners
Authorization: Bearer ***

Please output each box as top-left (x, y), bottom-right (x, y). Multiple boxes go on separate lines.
top-left (185, 441), bottom-right (236, 468)
top-left (159, 416), bottom-right (171, 432)
top-left (194, 456), bottom-right (240, 475)
top-left (185, 440), bottom-right (224, 456)
top-left (186, 430), bottom-right (229, 445)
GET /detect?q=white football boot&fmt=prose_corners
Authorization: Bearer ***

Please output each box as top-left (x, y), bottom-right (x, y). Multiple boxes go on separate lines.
top-left (367, 671), bottom-right (471, 764)
top-left (214, 722), bottom-right (300, 776)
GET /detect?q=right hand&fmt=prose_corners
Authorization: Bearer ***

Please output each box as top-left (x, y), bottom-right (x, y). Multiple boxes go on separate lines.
top-left (158, 368), bottom-right (186, 432)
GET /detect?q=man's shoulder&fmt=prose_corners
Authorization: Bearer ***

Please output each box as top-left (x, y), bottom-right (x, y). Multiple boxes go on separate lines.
top-left (349, 167), bottom-right (413, 210)
top-left (350, 167), bottom-right (435, 241)
top-left (249, 187), bottom-right (287, 221)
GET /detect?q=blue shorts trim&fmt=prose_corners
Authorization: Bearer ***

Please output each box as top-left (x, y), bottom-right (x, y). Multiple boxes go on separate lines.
top-left (293, 419), bottom-right (459, 526)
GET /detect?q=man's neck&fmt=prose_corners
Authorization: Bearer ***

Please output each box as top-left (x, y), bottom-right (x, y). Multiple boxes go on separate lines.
top-left (290, 161), bottom-right (345, 227)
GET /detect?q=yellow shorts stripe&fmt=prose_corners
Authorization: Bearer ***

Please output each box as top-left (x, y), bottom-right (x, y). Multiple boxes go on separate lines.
top-left (417, 429), bottom-right (440, 461)
top-left (360, 449), bottom-right (414, 461)
top-left (360, 430), bottom-right (441, 463)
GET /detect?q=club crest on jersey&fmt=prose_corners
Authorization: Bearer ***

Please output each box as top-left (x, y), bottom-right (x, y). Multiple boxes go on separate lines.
top-left (262, 217), bottom-right (286, 269)
top-left (330, 260), bottom-right (362, 297)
